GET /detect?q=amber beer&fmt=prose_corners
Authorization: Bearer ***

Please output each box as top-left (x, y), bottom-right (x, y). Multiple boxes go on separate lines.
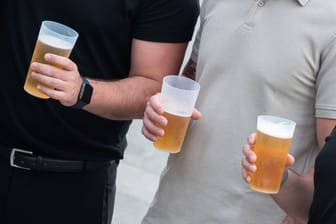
top-left (250, 115), bottom-right (296, 194)
top-left (24, 35), bottom-right (72, 99)
top-left (154, 111), bottom-right (191, 153)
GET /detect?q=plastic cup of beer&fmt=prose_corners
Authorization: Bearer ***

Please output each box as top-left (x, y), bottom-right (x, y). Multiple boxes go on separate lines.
top-left (153, 75), bottom-right (200, 153)
top-left (24, 20), bottom-right (79, 99)
top-left (250, 115), bottom-right (296, 194)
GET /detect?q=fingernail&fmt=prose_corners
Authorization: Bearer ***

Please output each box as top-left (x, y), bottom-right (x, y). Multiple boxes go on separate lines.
top-left (251, 165), bottom-right (257, 172)
top-left (160, 117), bottom-right (168, 126)
top-left (44, 53), bottom-right (50, 60)
top-left (250, 154), bottom-right (256, 161)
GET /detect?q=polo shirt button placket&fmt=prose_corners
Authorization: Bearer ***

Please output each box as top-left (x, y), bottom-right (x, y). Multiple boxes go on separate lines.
top-left (240, 0), bottom-right (267, 31)
top-left (258, 1), bottom-right (265, 7)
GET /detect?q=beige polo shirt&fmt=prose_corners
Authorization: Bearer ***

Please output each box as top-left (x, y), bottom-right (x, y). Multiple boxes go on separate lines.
top-left (142, 0), bottom-right (336, 223)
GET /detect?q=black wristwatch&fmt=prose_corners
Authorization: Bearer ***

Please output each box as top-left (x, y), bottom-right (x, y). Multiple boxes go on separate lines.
top-left (72, 77), bottom-right (93, 109)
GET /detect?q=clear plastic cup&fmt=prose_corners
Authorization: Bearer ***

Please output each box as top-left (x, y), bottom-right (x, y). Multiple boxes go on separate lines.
top-left (154, 75), bottom-right (200, 153)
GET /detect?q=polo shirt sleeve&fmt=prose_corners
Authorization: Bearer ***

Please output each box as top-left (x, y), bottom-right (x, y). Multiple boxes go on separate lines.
top-left (316, 36), bottom-right (336, 119)
top-left (133, 0), bottom-right (199, 43)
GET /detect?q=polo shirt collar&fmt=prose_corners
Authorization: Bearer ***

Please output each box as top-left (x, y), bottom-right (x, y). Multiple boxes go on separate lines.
top-left (296, 0), bottom-right (310, 7)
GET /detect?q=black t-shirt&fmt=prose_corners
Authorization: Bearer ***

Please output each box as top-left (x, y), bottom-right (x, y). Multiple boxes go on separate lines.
top-left (309, 127), bottom-right (336, 223)
top-left (1, 0), bottom-right (199, 160)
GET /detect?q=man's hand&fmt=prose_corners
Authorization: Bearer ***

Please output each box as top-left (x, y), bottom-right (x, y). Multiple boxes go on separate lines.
top-left (142, 92), bottom-right (201, 142)
top-left (241, 133), bottom-right (295, 184)
top-left (30, 53), bottom-right (82, 107)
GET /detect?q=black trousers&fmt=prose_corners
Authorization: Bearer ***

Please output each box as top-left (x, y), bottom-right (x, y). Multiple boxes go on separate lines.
top-left (0, 155), bottom-right (118, 224)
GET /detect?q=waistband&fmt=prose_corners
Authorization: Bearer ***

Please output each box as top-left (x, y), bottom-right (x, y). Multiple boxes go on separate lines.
top-left (0, 145), bottom-right (117, 172)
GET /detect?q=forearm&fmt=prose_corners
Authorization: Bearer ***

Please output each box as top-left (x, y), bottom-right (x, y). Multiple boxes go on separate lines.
top-left (272, 168), bottom-right (314, 223)
top-left (82, 39), bottom-right (188, 120)
top-left (85, 76), bottom-right (161, 120)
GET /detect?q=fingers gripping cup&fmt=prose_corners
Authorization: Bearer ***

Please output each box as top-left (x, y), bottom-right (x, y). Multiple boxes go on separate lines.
top-left (24, 21), bottom-right (79, 99)
top-left (154, 75), bottom-right (200, 153)
top-left (250, 115), bottom-right (296, 194)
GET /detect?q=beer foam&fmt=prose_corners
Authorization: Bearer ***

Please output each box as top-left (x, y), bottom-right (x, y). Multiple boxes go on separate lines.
top-left (165, 109), bottom-right (190, 117)
top-left (39, 34), bottom-right (73, 50)
top-left (257, 116), bottom-right (295, 139)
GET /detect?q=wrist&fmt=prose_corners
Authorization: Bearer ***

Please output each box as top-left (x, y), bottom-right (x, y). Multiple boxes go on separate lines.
top-left (71, 77), bottom-right (93, 109)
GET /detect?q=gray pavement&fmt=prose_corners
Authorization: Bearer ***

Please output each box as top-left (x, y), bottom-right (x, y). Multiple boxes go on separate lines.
top-left (112, 120), bottom-right (168, 224)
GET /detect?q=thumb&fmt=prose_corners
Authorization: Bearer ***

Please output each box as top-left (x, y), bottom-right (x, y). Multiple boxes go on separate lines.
top-left (191, 108), bottom-right (202, 120)
top-left (286, 154), bottom-right (295, 168)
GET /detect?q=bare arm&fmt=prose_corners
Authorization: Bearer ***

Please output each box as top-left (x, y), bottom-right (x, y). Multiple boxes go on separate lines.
top-left (271, 118), bottom-right (336, 223)
top-left (31, 39), bottom-right (188, 120)
top-left (85, 39), bottom-right (188, 120)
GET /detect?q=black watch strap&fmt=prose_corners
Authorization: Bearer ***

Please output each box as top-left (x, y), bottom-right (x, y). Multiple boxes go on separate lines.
top-left (71, 77), bottom-right (93, 109)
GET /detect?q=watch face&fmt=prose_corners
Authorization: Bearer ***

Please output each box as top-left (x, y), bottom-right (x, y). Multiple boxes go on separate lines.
top-left (80, 80), bottom-right (93, 104)
top-left (72, 78), bottom-right (93, 109)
